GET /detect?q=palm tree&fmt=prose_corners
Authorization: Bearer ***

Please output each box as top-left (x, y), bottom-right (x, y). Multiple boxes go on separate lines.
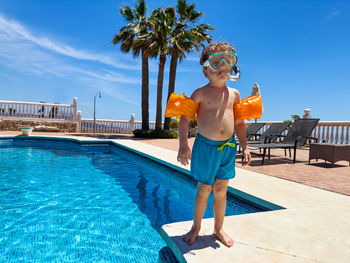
top-left (163, 0), bottom-right (214, 130)
top-left (144, 7), bottom-right (175, 130)
top-left (112, 0), bottom-right (151, 130)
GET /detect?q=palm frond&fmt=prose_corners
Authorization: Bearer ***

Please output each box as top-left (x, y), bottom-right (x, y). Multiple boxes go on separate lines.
top-left (177, 0), bottom-right (187, 20)
top-left (120, 6), bottom-right (135, 21)
top-left (135, 0), bottom-right (147, 17)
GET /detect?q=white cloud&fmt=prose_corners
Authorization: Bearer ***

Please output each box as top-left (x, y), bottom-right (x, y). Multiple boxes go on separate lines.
top-left (0, 13), bottom-right (140, 70)
top-left (327, 10), bottom-right (341, 21)
top-left (185, 55), bottom-right (200, 62)
top-left (0, 13), bottom-right (149, 104)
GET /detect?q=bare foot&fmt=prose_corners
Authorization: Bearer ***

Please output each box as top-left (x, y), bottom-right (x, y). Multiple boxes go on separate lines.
top-left (183, 227), bottom-right (200, 245)
top-left (214, 229), bottom-right (234, 247)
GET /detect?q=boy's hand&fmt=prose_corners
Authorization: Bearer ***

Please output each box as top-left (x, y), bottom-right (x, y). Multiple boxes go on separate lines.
top-left (242, 148), bottom-right (251, 166)
top-left (177, 145), bottom-right (191, 166)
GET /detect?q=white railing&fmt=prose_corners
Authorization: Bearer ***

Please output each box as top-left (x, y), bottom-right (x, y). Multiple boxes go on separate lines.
top-left (0, 97), bottom-right (158, 134)
top-left (81, 119), bottom-right (132, 134)
top-left (134, 121), bottom-right (156, 130)
top-left (80, 118), bottom-right (157, 134)
top-left (0, 98), bottom-right (78, 121)
top-left (312, 121), bottom-right (350, 144)
top-left (251, 121), bottom-right (350, 145)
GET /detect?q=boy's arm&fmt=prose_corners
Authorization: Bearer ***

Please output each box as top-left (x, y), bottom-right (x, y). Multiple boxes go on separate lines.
top-left (178, 115), bottom-right (191, 165)
top-left (235, 120), bottom-right (251, 165)
top-left (233, 90), bottom-right (251, 166)
top-left (177, 89), bottom-right (202, 166)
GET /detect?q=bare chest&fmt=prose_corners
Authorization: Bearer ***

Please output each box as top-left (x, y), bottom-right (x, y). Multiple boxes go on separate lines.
top-left (201, 91), bottom-right (235, 112)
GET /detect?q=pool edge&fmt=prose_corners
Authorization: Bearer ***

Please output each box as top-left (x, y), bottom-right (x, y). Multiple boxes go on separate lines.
top-left (159, 228), bottom-right (187, 263)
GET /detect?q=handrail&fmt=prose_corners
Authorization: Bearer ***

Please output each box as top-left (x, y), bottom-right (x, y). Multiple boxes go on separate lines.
top-left (0, 100), bottom-right (72, 107)
top-left (0, 98), bottom-right (77, 121)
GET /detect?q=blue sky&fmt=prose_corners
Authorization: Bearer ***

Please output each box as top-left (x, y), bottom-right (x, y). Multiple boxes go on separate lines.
top-left (0, 0), bottom-right (349, 122)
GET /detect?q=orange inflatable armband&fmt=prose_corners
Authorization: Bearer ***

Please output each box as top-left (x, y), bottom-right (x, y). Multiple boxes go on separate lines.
top-left (164, 93), bottom-right (199, 120)
top-left (234, 94), bottom-right (263, 120)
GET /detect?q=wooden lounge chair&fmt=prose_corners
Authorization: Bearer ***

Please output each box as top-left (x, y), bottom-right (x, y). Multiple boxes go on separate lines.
top-left (251, 118), bottom-right (320, 165)
top-left (248, 122), bottom-right (289, 145)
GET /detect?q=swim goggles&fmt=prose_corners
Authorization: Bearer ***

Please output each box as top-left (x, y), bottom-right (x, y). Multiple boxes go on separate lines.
top-left (203, 52), bottom-right (238, 71)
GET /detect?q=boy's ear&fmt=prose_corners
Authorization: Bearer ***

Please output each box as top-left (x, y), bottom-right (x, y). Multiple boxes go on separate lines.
top-left (202, 67), bottom-right (208, 78)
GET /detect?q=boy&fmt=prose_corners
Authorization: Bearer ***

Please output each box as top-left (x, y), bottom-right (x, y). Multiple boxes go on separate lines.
top-left (177, 42), bottom-right (251, 247)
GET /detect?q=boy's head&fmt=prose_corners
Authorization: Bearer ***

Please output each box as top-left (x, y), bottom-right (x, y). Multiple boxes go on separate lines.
top-left (200, 42), bottom-right (236, 68)
top-left (200, 42), bottom-right (238, 81)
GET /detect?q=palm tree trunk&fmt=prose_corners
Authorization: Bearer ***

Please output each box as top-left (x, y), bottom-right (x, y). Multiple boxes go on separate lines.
top-left (141, 50), bottom-right (149, 130)
top-left (156, 54), bottom-right (166, 130)
top-left (141, 49), bottom-right (149, 130)
top-left (164, 49), bottom-right (179, 130)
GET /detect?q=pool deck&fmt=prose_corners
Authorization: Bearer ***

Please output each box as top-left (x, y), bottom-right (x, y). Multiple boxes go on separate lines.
top-left (1, 132), bottom-right (350, 262)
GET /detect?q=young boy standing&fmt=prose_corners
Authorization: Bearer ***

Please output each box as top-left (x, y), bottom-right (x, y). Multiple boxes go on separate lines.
top-left (177, 42), bottom-right (251, 247)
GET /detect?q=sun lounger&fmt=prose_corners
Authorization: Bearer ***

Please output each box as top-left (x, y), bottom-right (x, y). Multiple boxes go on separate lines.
top-left (237, 122), bottom-right (266, 152)
top-left (248, 122), bottom-right (289, 145)
top-left (245, 122), bottom-right (266, 141)
top-left (250, 118), bottom-right (320, 165)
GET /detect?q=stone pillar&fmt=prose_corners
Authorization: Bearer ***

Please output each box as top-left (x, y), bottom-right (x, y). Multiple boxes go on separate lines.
top-left (130, 114), bottom-right (135, 134)
top-left (77, 110), bottom-right (82, 132)
top-left (73, 97), bottom-right (78, 121)
top-left (303, 109), bottom-right (311, 119)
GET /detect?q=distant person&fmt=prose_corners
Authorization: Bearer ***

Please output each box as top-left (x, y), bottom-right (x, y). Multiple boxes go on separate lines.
top-left (169, 42), bottom-right (253, 247)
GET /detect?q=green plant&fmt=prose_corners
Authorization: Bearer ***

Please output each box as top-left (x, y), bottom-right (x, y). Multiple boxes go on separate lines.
top-left (291, 115), bottom-right (300, 121)
top-left (283, 115), bottom-right (301, 129)
top-left (133, 129), bottom-right (178, 138)
top-left (6, 108), bottom-right (16, 114)
top-left (170, 118), bottom-right (179, 129)
top-left (190, 116), bottom-right (197, 128)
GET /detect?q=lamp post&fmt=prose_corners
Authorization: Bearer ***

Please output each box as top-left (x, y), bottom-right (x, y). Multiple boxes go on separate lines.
top-left (93, 91), bottom-right (101, 136)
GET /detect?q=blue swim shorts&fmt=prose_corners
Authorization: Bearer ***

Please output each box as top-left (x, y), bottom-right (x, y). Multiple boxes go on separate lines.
top-left (191, 133), bottom-right (237, 185)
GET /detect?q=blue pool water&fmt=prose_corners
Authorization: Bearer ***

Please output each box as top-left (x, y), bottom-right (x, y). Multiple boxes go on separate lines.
top-left (0, 138), bottom-right (266, 262)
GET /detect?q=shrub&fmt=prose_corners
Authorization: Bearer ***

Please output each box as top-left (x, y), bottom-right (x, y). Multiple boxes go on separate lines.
top-left (190, 117), bottom-right (197, 128)
top-left (133, 129), bottom-right (178, 138)
top-left (170, 118), bottom-right (179, 129)
top-left (169, 117), bottom-right (197, 129)
top-left (283, 114), bottom-right (301, 129)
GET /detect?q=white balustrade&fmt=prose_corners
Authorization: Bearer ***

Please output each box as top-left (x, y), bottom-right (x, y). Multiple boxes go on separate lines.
top-left (313, 121), bottom-right (350, 144)
top-left (80, 118), bottom-right (158, 134)
top-left (0, 99), bottom-right (77, 121)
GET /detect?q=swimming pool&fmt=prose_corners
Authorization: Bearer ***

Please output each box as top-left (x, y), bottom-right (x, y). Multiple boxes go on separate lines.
top-left (0, 137), bottom-right (268, 262)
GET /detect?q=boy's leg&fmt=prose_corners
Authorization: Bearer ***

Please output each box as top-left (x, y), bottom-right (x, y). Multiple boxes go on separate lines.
top-left (183, 182), bottom-right (213, 245)
top-left (212, 179), bottom-right (234, 247)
